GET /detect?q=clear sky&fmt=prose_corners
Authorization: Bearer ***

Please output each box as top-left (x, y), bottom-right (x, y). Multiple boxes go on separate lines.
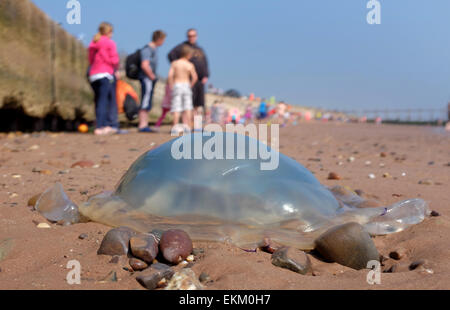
top-left (32, 0), bottom-right (450, 113)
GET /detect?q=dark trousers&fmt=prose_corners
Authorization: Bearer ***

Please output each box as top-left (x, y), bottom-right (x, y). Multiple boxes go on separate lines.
top-left (192, 80), bottom-right (205, 108)
top-left (91, 77), bottom-right (118, 129)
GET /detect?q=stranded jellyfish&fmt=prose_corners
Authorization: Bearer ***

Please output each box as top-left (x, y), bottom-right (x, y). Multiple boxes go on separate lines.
top-left (39, 132), bottom-right (429, 250)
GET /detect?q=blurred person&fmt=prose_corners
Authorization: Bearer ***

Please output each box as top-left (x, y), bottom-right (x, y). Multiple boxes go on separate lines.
top-left (168, 29), bottom-right (210, 119)
top-left (88, 22), bottom-right (120, 136)
top-left (138, 30), bottom-right (166, 133)
top-left (168, 45), bottom-right (198, 132)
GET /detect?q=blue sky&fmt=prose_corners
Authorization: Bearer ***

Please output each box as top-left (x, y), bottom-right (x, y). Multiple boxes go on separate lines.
top-left (32, 0), bottom-right (450, 113)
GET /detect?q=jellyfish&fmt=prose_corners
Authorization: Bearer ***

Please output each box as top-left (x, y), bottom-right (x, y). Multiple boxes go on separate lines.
top-left (39, 132), bottom-right (429, 250)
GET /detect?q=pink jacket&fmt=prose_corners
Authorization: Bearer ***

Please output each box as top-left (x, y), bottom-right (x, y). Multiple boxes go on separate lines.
top-left (88, 36), bottom-right (119, 76)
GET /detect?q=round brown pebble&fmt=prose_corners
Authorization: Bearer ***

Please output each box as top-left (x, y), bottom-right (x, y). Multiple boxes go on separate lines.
top-left (314, 222), bottom-right (380, 270)
top-left (97, 227), bottom-right (136, 256)
top-left (160, 230), bottom-right (193, 264)
top-left (327, 172), bottom-right (341, 180)
top-left (129, 258), bottom-right (149, 271)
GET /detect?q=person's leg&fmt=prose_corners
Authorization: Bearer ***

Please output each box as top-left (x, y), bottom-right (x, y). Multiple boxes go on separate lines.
top-left (138, 77), bottom-right (153, 130)
top-left (92, 78), bottom-right (109, 132)
top-left (106, 78), bottom-right (119, 131)
top-left (155, 108), bottom-right (170, 127)
top-left (184, 85), bottom-right (194, 130)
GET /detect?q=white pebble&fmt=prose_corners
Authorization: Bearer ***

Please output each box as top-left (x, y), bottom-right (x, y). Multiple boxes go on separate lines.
top-left (37, 223), bottom-right (51, 229)
top-left (186, 255), bottom-right (195, 263)
top-left (365, 161), bottom-right (372, 166)
top-left (401, 172), bottom-right (407, 177)
top-left (368, 174), bottom-right (376, 179)
top-left (348, 157), bottom-right (355, 163)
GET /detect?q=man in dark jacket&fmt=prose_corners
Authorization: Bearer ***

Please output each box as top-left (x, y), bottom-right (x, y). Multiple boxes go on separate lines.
top-left (168, 29), bottom-right (209, 116)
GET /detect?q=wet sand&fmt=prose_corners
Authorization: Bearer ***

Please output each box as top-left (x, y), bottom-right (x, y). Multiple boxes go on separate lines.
top-left (0, 122), bottom-right (449, 290)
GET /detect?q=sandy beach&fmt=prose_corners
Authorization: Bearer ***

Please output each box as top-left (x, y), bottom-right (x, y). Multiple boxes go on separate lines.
top-left (0, 122), bottom-right (448, 290)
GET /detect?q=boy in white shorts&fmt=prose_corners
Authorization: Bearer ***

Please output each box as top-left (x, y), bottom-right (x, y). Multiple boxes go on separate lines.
top-left (168, 45), bottom-right (198, 131)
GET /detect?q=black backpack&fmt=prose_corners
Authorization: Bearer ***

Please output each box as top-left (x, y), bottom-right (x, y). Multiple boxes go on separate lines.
top-left (125, 48), bottom-right (142, 80)
top-left (123, 94), bottom-right (139, 121)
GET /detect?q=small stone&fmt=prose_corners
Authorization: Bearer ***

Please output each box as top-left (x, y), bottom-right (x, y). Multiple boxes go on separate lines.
top-left (428, 161), bottom-right (435, 165)
top-left (39, 170), bottom-right (52, 175)
top-left (165, 268), bottom-right (203, 290)
top-left (380, 152), bottom-right (387, 158)
top-left (389, 248), bottom-right (407, 260)
top-left (160, 230), bottom-right (193, 264)
top-left (199, 272), bottom-right (211, 283)
top-left (28, 145), bottom-right (40, 151)
top-left (99, 271), bottom-right (117, 283)
top-left (409, 259), bottom-right (428, 271)
top-left (365, 161), bottom-right (372, 166)
top-left (314, 222), bottom-right (380, 270)
top-left (419, 179), bottom-right (434, 186)
top-left (37, 223), bottom-right (51, 229)
top-left (130, 233), bottom-right (159, 264)
top-left (271, 247), bottom-right (312, 275)
top-left (382, 172), bottom-right (391, 178)
top-left (347, 157), bottom-right (355, 163)
top-left (71, 160), bottom-right (95, 168)
top-left (78, 233), bottom-right (88, 240)
top-left (97, 227), bottom-right (136, 256)
top-left (129, 257), bottom-right (149, 271)
top-left (11, 174), bottom-right (21, 179)
top-left (327, 172), bottom-right (341, 180)
top-left (259, 238), bottom-right (282, 254)
top-left (9, 193), bottom-right (18, 198)
top-left (368, 174), bottom-right (376, 179)
top-left (136, 263), bottom-right (174, 290)
top-left (430, 210), bottom-right (440, 217)
top-left (186, 255), bottom-right (195, 263)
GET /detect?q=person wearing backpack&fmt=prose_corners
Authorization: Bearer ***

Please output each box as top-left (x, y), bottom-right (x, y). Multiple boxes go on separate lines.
top-left (136, 30), bottom-right (166, 133)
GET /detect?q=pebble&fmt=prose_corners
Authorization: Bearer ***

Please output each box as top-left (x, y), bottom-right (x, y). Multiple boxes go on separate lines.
top-left (78, 233), bottom-right (88, 240)
top-left (136, 263), bottom-right (174, 290)
top-left (409, 259), bottom-right (428, 271)
top-left (382, 172), bottom-right (391, 178)
top-left (71, 160), bottom-right (95, 168)
top-left (129, 233), bottom-right (159, 264)
top-left (165, 269), bottom-right (204, 290)
top-left (199, 272), bottom-right (211, 283)
top-left (327, 172), bottom-right (341, 180)
top-left (389, 248), bottom-right (407, 260)
top-left (28, 145), bottom-right (40, 151)
top-left (99, 271), bottom-right (117, 283)
top-left (271, 247), bottom-right (312, 275)
top-left (430, 210), bottom-right (440, 217)
top-left (368, 174), bottom-right (376, 179)
top-left (129, 258), bottom-right (149, 271)
top-left (314, 222), bottom-right (380, 270)
top-left (160, 230), bottom-right (193, 264)
top-left (380, 152), bottom-right (387, 158)
top-left (37, 223), bottom-right (51, 229)
top-left (97, 227), bottom-right (137, 256)
top-left (347, 157), bottom-right (355, 163)
top-left (186, 255), bottom-right (195, 263)
top-left (365, 161), bottom-right (372, 166)
top-left (418, 179), bottom-right (434, 186)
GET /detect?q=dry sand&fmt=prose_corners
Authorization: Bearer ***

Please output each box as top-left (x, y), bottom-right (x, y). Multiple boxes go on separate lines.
top-left (0, 122), bottom-right (449, 290)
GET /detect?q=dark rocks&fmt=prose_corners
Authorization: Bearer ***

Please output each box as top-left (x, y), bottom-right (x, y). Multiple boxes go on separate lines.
top-left (136, 263), bottom-right (174, 290)
top-left (78, 233), bottom-right (88, 240)
top-left (389, 248), bottom-right (407, 260)
top-left (160, 230), bottom-right (193, 264)
top-left (97, 227), bottom-right (136, 256)
top-left (430, 210), bottom-right (440, 217)
top-left (271, 247), bottom-right (311, 275)
top-left (129, 258), bottom-right (148, 271)
top-left (314, 222), bottom-right (380, 270)
top-left (129, 233), bottom-right (159, 264)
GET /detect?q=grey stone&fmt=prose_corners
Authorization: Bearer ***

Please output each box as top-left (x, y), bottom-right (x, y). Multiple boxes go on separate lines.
top-left (271, 247), bottom-right (311, 275)
top-left (130, 233), bottom-right (159, 263)
top-left (314, 222), bottom-right (380, 270)
top-left (136, 263), bottom-right (174, 290)
top-left (97, 227), bottom-right (136, 256)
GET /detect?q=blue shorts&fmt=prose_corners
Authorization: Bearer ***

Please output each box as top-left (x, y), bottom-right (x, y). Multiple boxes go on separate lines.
top-left (139, 77), bottom-right (157, 111)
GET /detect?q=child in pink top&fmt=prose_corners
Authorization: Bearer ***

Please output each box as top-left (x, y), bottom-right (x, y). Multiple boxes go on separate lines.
top-left (154, 83), bottom-right (172, 130)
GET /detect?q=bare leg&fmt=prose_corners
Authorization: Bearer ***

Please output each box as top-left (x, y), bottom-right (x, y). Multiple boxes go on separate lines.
top-left (138, 110), bottom-right (149, 129)
top-left (183, 110), bottom-right (192, 131)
